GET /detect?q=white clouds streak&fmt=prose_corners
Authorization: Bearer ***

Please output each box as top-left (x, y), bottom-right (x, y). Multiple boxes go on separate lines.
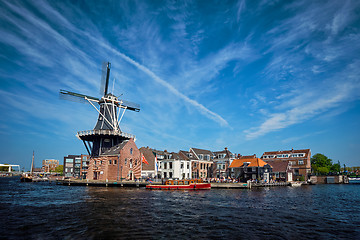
top-left (94, 39), bottom-right (229, 126)
top-left (245, 61), bottom-right (360, 139)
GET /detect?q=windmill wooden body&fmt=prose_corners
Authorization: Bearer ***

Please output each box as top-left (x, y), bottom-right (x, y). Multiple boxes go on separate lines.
top-left (60, 62), bottom-right (140, 158)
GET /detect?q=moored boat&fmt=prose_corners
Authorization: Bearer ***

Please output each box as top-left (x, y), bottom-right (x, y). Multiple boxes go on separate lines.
top-left (20, 173), bottom-right (33, 182)
top-left (146, 179), bottom-right (211, 190)
top-left (290, 181), bottom-right (302, 187)
top-left (20, 151), bottom-right (35, 182)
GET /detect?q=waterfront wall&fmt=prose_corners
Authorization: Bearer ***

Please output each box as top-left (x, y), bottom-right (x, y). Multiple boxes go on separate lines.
top-left (310, 175), bottom-right (347, 184)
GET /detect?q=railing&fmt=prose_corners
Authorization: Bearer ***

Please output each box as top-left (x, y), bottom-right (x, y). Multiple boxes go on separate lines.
top-left (77, 129), bottom-right (136, 139)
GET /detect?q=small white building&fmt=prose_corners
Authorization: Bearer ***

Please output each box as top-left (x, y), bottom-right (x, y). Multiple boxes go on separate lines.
top-left (161, 152), bottom-right (191, 180)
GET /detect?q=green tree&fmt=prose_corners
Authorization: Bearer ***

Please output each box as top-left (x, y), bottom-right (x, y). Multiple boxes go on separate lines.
top-left (331, 161), bottom-right (341, 173)
top-left (311, 153), bottom-right (333, 175)
top-left (55, 165), bottom-right (64, 174)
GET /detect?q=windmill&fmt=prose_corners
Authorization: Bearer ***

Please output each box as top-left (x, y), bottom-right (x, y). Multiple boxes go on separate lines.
top-left (60, 62), bottom-right (140, 157)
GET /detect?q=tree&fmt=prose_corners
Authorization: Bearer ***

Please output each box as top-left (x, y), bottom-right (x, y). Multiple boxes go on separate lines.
top-left (331, 161), bottom-right (341, 173)
top-left (55, 165), bottom-right (63, 175)
top-left (311, 153), bottom-right (333, 175)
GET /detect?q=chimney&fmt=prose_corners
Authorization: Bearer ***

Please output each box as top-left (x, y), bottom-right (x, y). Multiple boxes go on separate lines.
top-left (225, 147), bottom-right (228, 150)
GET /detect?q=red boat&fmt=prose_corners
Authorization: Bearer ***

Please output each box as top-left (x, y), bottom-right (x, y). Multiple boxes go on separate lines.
top-left (146, 179), bottom-right (211, 190)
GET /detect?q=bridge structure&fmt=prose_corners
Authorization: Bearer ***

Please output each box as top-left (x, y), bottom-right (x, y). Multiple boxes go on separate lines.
top-left (0, 164), bottom-right (21, 172)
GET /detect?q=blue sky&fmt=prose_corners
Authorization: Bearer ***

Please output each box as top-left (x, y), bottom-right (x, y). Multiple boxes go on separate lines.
top-left (1, 0), bottom-right (360, 170)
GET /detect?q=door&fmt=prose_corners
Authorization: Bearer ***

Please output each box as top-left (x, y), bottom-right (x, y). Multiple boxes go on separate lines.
top-left (287, 172), bottom-right (293, 182)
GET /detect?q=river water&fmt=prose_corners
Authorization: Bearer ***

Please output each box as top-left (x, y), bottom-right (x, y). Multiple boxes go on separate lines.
top-left (1, 177), bottom-right (359, 240)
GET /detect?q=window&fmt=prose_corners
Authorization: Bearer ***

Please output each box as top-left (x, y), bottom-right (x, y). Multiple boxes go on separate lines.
top-left (199, 154), bottom-right (203, 160)
top-left (164, 163), bottom-right (167, 169)
top-left (82, 156), bottom-right (87, 161)
top-left (65, 158), bottom-right (73, 163)
top-left (164, 172), bottom-right (167, 178)
top-left (114, 160), bottom-right (117, 165)
top-left (169, 162), bottom-right (173, 169)
top-left (181, 163), bottom-right (184, 169)
top-left (130, 148), bottom-right (133, 155)
top-left (169, 172), bottom-right (173, 178)
top-left (125, 158), bottom-right (127, 165)
top-left (130, 159), bottom-right (133, 168)
top-left (298, 160), bottom-right (304, 165)
top-left (187, 163), bottom-right (189, 169)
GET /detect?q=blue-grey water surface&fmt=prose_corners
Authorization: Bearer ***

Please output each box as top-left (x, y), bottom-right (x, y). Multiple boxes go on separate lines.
top-left (1, 177), bottom-right (359, 240)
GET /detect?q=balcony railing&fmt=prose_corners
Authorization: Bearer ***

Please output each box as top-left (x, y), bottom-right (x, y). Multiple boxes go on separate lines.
top-left (77, 129), bottom-right (136, 140)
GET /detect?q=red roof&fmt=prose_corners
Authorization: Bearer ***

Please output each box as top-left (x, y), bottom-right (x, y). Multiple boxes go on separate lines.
top-left (229, 158), bottom-right (271, 168)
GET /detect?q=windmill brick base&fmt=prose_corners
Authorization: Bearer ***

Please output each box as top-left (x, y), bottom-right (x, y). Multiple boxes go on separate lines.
top-left (86, 138), bottom-right (141, 181)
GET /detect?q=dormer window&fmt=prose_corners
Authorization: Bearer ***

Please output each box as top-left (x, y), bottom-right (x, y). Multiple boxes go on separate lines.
top-left (199, 154), bottom-right (203, 160)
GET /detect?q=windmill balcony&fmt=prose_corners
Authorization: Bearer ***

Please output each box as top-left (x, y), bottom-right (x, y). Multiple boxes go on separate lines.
top-left (77, 129), bottom-right (136, 140)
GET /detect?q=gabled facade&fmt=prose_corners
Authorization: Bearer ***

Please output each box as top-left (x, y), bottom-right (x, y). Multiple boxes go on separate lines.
top-left (86, 138), bottom-right (141, 181)
top-left (189, 148), bottom-right (214, 179)
top-left (212, 148), bottom-right (236, 178)
top-left (267, 160), bottom-right (293, 182)
top-left (229, 157), bottom-right (272, 182)
top-left (261, 148), bottom-right (311, 180)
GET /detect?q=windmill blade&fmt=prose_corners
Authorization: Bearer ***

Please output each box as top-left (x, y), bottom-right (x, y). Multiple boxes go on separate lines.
top-left (99, 62), bottom-right (107, 96)
top-left (100, 62), bottom-right (111, 96)
top-left (118, 99), bottom-right (140, 112)
top-left (60, 89), bottom-right (100, 103)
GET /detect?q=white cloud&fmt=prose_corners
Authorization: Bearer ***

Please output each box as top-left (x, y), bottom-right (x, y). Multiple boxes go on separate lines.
top-left (245, 61), bottom-right (360, 139)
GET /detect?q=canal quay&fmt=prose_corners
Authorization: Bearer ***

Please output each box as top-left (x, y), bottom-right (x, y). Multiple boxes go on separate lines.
top-left (55, 178), bottom-right (293, 189)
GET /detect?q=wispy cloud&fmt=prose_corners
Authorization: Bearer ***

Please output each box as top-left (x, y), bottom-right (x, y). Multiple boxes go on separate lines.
top-left (98, 40), bottom-right (229, 126)
top-left (245, 60), bottom-right (360, 139)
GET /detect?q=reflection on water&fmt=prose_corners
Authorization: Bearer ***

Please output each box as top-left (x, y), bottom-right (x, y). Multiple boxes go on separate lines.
top-left (1, 177), bottom-right (359, 239)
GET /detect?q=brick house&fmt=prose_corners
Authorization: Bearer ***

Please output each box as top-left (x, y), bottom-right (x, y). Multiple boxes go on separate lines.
top-left (139, 146), bottom-right (157, 178)
top-left (86, 138), bottom-right (141, 181)
top-left (261, 149), bottom-right (311, 180)
top-left (267, 160), bottom-right (294, 182)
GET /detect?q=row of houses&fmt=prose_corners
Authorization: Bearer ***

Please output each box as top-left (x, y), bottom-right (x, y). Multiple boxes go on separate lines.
top-left (62, 138), bottom-right (312, 182)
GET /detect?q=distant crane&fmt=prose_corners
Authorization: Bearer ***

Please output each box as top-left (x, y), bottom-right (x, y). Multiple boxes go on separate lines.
top-left (60, 62), bottom-right (140, 157)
